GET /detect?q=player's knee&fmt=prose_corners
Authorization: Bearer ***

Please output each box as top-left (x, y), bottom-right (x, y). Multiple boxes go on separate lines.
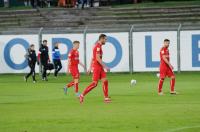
top-left (92, 81), bottom-right (98, 87)
top-left (74, 79), bottom-right (79, 83)
top-left (103, 79), bottom-right (108, 84)
top-left (160, 78), bottom-right (165, 81)
top-left (171, 76), bottom-right (175, 79)
top-left (101, 78), bottom-right (107, 82)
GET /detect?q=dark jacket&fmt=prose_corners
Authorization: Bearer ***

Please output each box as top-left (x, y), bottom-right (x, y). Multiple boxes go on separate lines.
top-left (39, 44), bottom-right (49, 63)
top-left (25, 49), bottom-right (37, 64)
top-left (52, 47), bottom-right (61, 60)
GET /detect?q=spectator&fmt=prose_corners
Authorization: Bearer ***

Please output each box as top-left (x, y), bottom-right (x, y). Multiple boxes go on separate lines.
top-left (30, 0), bottom-right (36, 8)
top-left (52, 43), bottom-right (62, 77)
top-left (24, 44), bottom-right (37, 83)
top-left (90, 0), bottom-right (93, 7)
top-left (82, 0), bottom-right (87, 9)
top-left (58, 0), bottom-right (66, 7)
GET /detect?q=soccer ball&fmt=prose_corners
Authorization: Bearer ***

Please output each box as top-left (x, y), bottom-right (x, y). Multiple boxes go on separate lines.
top-left (131, 79), bottom-right (137, 86)
top-left (156, 73), bottom-right (160, 78)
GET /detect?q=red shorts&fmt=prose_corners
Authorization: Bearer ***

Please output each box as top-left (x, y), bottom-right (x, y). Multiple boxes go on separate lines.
top-left (92, 66), bottom-right (106, 81)
top-left (160, 66), bottom-right (175, 78)
top-left (69, 66), bottom-right (80, 79)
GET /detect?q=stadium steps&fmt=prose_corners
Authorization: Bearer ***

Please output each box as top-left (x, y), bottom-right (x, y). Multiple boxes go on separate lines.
top-left (0, 5), bottom-right (200, 31)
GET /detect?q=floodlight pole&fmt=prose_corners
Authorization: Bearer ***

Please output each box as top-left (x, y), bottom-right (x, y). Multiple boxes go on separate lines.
top-left (129, 25), bottom-right (134, 74)
top-left (177, 24), bottom-right (182, 73)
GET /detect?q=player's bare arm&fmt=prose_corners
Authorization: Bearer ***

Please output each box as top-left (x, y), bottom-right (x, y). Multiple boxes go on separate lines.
top-left (96, 53), bottom-right (109, 71)
top-left (162, 55), bottom-right (173, 70)
top-left (79, 62), bottom-right (86, 70)
top-left (67, 59), bottom-right (71, 74)
top-left (87, 58), bottom-right (93, 75)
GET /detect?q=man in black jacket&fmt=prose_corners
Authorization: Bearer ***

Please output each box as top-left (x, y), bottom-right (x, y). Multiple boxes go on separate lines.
top-left (39, 40), bottom-right (49, 81)
top-left (24, 44), bottom-right (37, 83)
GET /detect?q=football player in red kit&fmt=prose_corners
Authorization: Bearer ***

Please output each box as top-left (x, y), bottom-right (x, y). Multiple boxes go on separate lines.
top-left (64, 41), bottom-right (85, 97)
top-left (79, 34), bottom-right (111, 104)
top-left (158, 39), bottom-right (177, 95)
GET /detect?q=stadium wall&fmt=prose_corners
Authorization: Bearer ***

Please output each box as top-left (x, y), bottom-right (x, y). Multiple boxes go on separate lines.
top-left (0, 30), bottom-right (200, 73)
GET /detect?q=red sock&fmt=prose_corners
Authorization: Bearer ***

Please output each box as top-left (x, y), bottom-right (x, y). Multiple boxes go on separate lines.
top-left (74, 83), bottom-right (79, 93)
top-left (158, 79), bottom-right (164, 93)
top-left (82, 82), bottom-right (97, 96)
top-left (170, 78), bottom-right (175, 92)
top-left (67, 81), bottom-right (74, 88)
top-left (103, 80), bottom-right (108, 98)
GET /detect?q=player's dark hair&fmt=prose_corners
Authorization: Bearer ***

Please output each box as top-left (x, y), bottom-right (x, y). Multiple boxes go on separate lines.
top-left (164, 39), bottom-right (170, 42)
top-left (73, 41), bottom-right (80, 44)
top-left (99, 34), bottom-right (107, 40)
top-left (54, 42), bottom-right (59, 47)
top-left (43, 40), bottom-right (47, 43)
top-left (30, 44), bottom-right (34, 47)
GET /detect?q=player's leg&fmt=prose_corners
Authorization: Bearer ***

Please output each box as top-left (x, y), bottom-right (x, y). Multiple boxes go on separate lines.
top-left (170, 76), bottom-right (176, 94)
top-left (81, 81), bottom-right (98, 97)
top-left (79, 81), bottom-right (98, 103)
top-left (79, 68), bottom-right (100, 103)
top-left (158, 68), bottom-right (166, 95)
top-left (67, 81), bottom-right (74, 88)
top-left (73, 69), bottom-right (80, 96)
top-left (66, 68), bottom-right (77, 88)
top-left (168, 69), bottom-right (176, 94)
top-left (100, 69), bottom-right (111, 102)
top-left (64, 80), bottom-right (74, 95)
top-left (101, 77), bottom-right (111, 103)
top-left (74, 78), bottom-right (80, 97)
top-left (158, 78), bottom-right (165, 95)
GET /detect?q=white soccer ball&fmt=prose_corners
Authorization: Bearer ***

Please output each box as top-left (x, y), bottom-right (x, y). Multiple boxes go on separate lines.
top-left (156, 73), bottom-right (160, 78)
top-left (131, 79), bottom-right (137, 86)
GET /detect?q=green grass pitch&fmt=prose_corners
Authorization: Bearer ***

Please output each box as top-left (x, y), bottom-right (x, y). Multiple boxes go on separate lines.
top-left (0, 72), bottom-right (200, 132)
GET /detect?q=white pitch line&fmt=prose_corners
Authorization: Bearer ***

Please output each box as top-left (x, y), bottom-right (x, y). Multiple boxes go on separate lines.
top-left (165, 125), bottom-right (200, 132)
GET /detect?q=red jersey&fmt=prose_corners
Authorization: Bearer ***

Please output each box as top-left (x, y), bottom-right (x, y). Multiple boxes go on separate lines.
top-left (92, 42), bottom-right (103, 68)
top-left (68, 49), bottom-right (79, 68)
top-left (160, 47), bottom-right (170, 68)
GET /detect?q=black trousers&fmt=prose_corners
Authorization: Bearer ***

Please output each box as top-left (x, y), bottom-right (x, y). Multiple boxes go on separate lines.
top-left (41, 61), bottom-right (48, 79)
top-left (90, 0), bottom-right (93, 7)
top-left (30, 0), bottom-right (36, 8)
top-left (26, 62), bottom-right (36, 81)
top-left (82, 0), bottom-right (87, 9)
top-left (53, 59), bottom-right (62, 77)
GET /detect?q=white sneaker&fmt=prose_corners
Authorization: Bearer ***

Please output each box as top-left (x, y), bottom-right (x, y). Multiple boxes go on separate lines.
top-left (158, 92), bottom-right (164, 96)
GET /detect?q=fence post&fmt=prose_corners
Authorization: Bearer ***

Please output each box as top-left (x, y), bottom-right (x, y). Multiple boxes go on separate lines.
top-left (129, 25), bottom-right (134, 74)
top-left (177, 24), bottom-right (182, 73)
top-left (38, 27), bottom-right (43, 75)
top-left (83, 26), bottom-right (88, 72)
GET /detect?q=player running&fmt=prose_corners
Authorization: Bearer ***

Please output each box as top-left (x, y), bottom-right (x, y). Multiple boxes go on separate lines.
top-left (64, 41), bottom-right (85, 97)
top-left (158, 39), bottom-right (177, 95)
top-left (79, 34), bottom-right (111, 104)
